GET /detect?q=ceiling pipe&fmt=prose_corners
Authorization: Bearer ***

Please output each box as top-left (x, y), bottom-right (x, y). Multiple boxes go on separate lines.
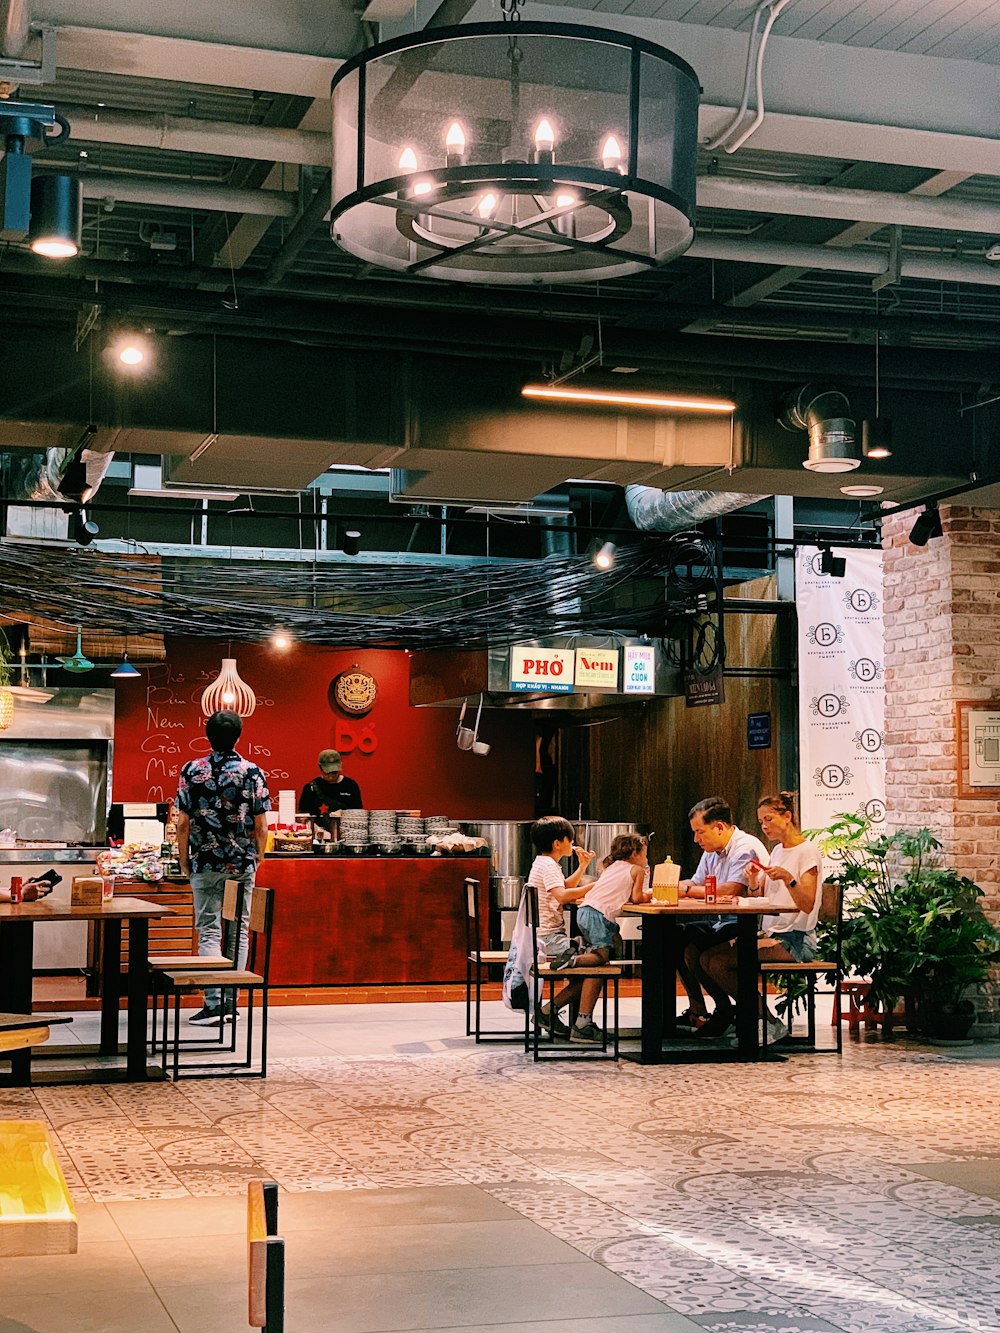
top-left (698, 176), bottom-right (1000, 237)
top-left (61, 173), bottom-right (299, 218)
top-left (687, 236), bottom-right (1000, 289)
top-left (625, 487), bottom-right (767, 533)
top-left (779, 385), bottom-right (858, 473)
top-left (57, 104), bottom-right (329, 167)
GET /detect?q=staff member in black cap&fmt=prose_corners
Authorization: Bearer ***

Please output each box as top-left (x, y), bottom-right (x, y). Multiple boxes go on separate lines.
top-left (299, 749), bottom-right (363, 829)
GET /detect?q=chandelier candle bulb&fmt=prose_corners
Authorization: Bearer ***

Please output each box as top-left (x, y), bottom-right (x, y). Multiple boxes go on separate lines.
top-left (533, 118), bottom-right (555, 164)
top-left (445, 121), bottom-right (467, 167)
top-left (601, 134), bottom-right (624, 174)
top-left (398, 147), bottom-right (418, 171)
top-left (477, 192), bottom-right (498, 220)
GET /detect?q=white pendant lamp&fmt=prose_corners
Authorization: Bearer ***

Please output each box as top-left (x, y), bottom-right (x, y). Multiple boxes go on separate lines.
top-left (201, 657), bottom-right (257, 718)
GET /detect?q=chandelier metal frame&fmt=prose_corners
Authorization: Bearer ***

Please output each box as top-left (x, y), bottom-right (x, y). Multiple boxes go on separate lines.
top-left (329, 21), bottom-right (700, 284)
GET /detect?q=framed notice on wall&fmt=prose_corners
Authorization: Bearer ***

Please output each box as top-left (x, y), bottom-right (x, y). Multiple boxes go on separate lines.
top-left (956, 700), bottom-right (1000, 798)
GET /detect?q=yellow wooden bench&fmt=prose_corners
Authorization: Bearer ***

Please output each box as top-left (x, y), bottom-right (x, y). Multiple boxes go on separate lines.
top-left (0, 1120), bottom-right (77, 1257)
top-left (248, 1178), bottom-right (284, 1332)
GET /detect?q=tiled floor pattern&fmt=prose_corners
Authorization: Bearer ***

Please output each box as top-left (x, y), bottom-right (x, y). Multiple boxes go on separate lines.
top-left (2, 1001), bottom-right (1000, 1332)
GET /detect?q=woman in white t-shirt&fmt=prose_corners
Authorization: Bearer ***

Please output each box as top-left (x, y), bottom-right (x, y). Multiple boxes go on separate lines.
top-left (700, 791), bottom-right (822, 1040)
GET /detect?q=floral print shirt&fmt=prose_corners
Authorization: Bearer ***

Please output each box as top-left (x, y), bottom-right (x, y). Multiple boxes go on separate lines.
top-left (176, 750), bottom-right (270, 875)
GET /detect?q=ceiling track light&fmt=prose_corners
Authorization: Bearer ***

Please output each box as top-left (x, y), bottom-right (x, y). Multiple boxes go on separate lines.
top-left (341, 529), bottom-right (362, 557)
top-left (270, 631), bottom-right (292, 650)
top-left (522, 385), bottom-right (737, 413)
top-left (28, 173), bottom-right (82, 258)
top-left (71, 507), bottom-right (99, 546)
top-left (908, 504), bottom-right (943, 547)
top-left (819, 545), bottom-right (847, 578)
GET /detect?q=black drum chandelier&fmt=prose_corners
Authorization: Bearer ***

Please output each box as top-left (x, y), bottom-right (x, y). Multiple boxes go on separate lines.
top-left (329, 10), bottom-right (700, 284)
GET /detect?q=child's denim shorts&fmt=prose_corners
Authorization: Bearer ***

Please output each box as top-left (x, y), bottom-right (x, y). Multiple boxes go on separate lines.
top-left (577, 905), bottom-right (620, 954)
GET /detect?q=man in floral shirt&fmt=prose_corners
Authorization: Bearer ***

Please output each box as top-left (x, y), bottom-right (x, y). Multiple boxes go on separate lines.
top-left (175, 710), bottom-right (270, 1024)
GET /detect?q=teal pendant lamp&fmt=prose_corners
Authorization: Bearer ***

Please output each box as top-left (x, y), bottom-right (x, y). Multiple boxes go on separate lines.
top-left (59, 626), bottom-right (94, 673)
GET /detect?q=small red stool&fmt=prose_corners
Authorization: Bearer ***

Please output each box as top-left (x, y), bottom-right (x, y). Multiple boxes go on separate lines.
top-left (834, 980), bottom-right (901, 1033)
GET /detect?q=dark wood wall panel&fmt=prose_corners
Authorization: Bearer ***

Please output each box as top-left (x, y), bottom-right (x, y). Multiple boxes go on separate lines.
top-left (558, 581), bottom-right (792, 876)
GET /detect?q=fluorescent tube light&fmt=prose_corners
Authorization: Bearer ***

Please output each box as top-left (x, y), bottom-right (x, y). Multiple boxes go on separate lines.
top-left (522, 385), bottom-right (737, 413)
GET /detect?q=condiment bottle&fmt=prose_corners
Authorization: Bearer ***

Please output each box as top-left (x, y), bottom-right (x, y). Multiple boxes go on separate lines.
top-left (9, 876), bottom-right (23, 904)
top-left (704, 874), bottom-right (717, 904)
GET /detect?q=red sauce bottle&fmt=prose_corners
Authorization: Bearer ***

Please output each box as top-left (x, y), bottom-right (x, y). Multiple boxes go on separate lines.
top-left (704, 874), bottom-right (717, 905)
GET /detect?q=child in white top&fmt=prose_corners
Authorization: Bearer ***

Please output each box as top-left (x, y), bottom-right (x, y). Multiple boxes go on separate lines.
top-left (525, 815), bottom-right (598, 1039)
top-left (572, 834), bottom-right (650, 1041)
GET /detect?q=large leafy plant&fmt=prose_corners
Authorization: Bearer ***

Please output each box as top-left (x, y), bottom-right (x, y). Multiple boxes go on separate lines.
top-left (812, 813), bottom-right (1000, 1014)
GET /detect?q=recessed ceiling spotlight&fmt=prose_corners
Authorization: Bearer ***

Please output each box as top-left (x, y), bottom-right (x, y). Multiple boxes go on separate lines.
top-left (271, 631), bottom-right (292, 650)
top-left (840, 484), bottom-right (884, 497)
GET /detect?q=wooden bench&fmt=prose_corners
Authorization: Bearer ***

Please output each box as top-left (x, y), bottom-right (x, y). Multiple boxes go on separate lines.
top-left (248, 1179), bottom-right (284, 1333)
top-left (0, 1120), bottom-right (77, 1257)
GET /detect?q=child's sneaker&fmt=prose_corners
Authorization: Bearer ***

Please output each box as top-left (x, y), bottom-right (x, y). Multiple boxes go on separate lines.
top-left (535, 1006), bottom-right (571, 1039)
top-left (571, 1020), bottom-right (602, 1042)
top-left (550, 947), bottom-right (577, 971)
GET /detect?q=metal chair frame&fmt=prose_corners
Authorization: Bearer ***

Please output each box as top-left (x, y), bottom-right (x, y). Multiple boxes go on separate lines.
top-left (149, 879), bottom-right (247, 1060)
top-left (524, 884), bottom-right (620, 1063)
top-left (759, 881), bottom-right (844, 1056)
top-left (158, 886), bottom-right (274, 1079)
top-left (464, 877), bottom-right (529, 1048)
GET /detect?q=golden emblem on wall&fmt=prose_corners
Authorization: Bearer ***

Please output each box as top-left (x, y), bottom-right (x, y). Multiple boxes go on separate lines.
top-left (330, 665), bottom-right (378, 716)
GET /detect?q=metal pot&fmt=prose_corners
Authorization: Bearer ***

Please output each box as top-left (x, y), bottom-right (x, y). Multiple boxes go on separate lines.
top-left (570, 821), bottom-right (650, 872)
top-left (460, 821), bottom-right (533, 878)
top-left (491, 874), bottom-right (525, 909)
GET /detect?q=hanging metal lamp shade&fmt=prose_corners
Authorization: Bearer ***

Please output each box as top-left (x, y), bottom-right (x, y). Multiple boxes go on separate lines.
top-left (201, 658), bottom-right (257, 719)
top-left (330, 22), bottom-right (700, 284)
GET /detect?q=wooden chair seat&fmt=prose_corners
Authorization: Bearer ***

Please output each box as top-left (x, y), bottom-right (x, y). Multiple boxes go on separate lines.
top-left (0, 1120), bottom-right (77, 1257)
top-left (160, 968), bottom-right (263, 988)
top-left (154, 953), bottom-right (232, 969)
top-left (537, 964), bottom-right (622, 978)
top-left (469, 950), bottom-right (509, 964)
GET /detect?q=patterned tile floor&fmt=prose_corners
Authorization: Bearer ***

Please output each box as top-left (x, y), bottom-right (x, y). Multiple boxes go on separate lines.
top-left (3, 1000), bottom-right (1000, 1332)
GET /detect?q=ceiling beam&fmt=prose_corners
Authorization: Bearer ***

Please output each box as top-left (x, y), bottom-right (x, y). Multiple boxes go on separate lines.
top-left (721, 169), bottom-right (974, 313)
top-left (50, 24), bottom-right (341, 98)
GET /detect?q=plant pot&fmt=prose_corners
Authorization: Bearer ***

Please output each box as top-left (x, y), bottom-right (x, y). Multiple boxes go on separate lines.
top-left (923, 998), bottom-right (977, 1043)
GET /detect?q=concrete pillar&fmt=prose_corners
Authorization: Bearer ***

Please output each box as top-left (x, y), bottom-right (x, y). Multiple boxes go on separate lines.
top-left (882, 505), bottom-right (1000, 1034)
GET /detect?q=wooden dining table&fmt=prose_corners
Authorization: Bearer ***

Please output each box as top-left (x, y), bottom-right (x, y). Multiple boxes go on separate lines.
top-left (0, 897), bottom-right (175, 1087)
top-left (620, 900), bottom-right (797, 1063)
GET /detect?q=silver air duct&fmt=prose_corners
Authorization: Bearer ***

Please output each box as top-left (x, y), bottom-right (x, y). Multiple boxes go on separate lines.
top-left (625, 486), bottom-right (767, 532)
top-left (779, 385), bottom-right (859, 473)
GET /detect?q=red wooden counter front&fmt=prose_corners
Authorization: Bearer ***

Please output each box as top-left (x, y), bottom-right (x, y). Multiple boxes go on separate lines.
top-left (261, 856), bottom-right (489, 987)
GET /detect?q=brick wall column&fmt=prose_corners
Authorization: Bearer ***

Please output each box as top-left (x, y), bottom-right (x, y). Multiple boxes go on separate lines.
top-left (882, 505), bottom-right (1000, 1035)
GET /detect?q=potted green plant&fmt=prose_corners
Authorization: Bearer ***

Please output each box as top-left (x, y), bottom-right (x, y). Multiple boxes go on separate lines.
top-left (814, 813), bottom-right (1000, 1042)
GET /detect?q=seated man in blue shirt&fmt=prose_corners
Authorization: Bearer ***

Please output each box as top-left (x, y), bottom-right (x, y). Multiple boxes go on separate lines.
top-left (675, 796), bottom-right (767, 1040)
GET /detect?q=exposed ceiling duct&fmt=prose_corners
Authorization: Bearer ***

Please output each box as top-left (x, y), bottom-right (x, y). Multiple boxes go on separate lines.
top-left (625, 486), bottom-right (766, 532)
top-left (779, 385), bottom-right (858, 474)
top-left (10, 441), bottom-right (113, 504)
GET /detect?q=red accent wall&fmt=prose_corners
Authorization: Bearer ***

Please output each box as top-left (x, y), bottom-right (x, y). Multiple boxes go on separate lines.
top-left (112, 637), bottom-right (534, 818)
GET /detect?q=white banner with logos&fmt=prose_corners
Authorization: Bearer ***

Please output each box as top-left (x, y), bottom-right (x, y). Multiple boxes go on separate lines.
top-left (797, 546), bottom-right (886, 834)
